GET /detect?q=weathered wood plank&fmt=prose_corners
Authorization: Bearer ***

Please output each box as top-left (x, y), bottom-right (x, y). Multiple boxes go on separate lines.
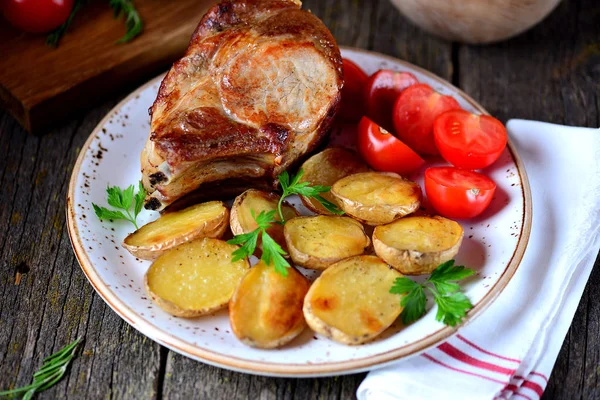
top-left (0, 0), bottom-right (597, 399)
top-left (0, 105), bottom-right (162, 399)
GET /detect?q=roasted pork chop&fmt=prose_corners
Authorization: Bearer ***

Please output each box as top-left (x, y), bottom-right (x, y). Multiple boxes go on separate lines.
top-left (141, 0), bottom-right (343, 211)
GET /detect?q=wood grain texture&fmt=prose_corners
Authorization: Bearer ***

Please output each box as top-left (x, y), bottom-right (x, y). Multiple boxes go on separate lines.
top-left (0, 0), bottom-right (214, 134)
top-left (0, 0), bottom-right (598, 399)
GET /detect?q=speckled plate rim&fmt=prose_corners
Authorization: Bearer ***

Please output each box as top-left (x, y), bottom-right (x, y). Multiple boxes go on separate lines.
top-left (66, 47), bottom-right (532, 377)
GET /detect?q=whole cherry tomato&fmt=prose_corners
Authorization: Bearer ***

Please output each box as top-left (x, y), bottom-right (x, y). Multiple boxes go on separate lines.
top-left (393, 84), bottom-right (462, 156)
top-left (434, 110), bottom-right (508, 170)
top-left (357, 116), bottom-right (425, 175)
top-left (425, 167), bottom-right (496, 219)
top-left (338, 58), bottom-right (369, 122)
top-left (2, 0), bottom-right (74, 33)
top-left (365, 69), bottom-right (418, 131)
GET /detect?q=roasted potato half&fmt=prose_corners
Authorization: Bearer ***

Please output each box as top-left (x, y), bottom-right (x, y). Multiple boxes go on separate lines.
top-left (230, 189), bottom-right (299, 254)
top-left (229, 261), bottom-right (310, 349)
top-left (144, 238), bottom-right (249, 317)
top-left (303, 255), bottom-right (403, 345)
top-left (284, 216), bottom-right (370, 270)
top-left (123, 201), bottom-right (229, 260)
top-left (298, 148), bottom-right (369, 214)
top-left (331, 172), bottom-right (421, 225)
top-left (373, 215), bottom-right (464, 275)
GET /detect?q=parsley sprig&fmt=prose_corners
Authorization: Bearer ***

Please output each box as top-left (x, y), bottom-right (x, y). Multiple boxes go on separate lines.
top-left (93, 181), bottom-right (146, 230)
top-left (227, 210), bottom-right (290, 276)
top-left (277, 169), bottom-right (343, 222)
top-left (390, 260), bottom-right (475, 327)
top-left (0, 338), bottom-right (80, 399)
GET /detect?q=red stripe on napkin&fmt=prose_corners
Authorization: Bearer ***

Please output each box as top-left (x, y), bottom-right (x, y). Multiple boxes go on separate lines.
top-left (438, 343), bottom-right (517, 375)
top-left (530, 372), bottom-right (548, 382)
top-left (457, 335), bottom-right (521, 363)
top-left (421, 354), bottom-right (507, 384)
top-left (521, 381), bottom-right (544, 397)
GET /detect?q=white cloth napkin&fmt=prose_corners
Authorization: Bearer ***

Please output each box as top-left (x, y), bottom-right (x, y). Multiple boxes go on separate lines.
top-left (357, 120), bottom-right (600, 400)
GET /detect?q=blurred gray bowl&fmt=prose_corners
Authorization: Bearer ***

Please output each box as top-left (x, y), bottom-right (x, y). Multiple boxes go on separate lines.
top-left (390, 0), bottom-right (562, 44)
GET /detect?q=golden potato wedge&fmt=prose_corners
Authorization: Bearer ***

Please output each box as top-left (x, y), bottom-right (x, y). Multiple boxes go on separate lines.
top-left (144, 238), bottom-right (249, 317)
top-left (229, 261), bottom-right (310, 349)
top-left (298, 148), bottom-right (369, 214)
top-left (303, 255), bottom-right (403, 345)
top-left (331, 172), bottom-right (421, 225)
top-left (373, 215), bottom-right (464, 275)
top-left (123, 201), bottom-right (229, 260)
top-left (230, 189), bottom-right (299, 254)
top-left (284, 216), bottom-right (370, 270)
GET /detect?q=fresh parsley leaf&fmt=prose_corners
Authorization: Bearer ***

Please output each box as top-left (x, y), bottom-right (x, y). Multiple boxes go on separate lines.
top-left (93, 181), bottom-right (146, 230)
top-left (93, 205), bottom-right (128, 222)
top-left (226, 210), bottom-right (290, 276)
top-left (109, 0), bottom-right (143, 43)
top-left (390, 260), bottom-right (475, 327)
top-left (0, 338), bottom-right (80, 399)
top-left (276, 169), bottom-right (343, 222)
top-left (432, 291), bottom-right (473, 327)
top-left (261, 231), bottom-right (289, 277)
top-left (390, 277), bottom-right (420, 294)
top-left (400, 285), bottom-right (427, 325)
top-left (428, 260), bottom-right (475, 295)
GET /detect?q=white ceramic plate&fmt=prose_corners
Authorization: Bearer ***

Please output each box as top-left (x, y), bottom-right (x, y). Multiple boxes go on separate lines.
top-left (67, 47), bottom-right (532, 377)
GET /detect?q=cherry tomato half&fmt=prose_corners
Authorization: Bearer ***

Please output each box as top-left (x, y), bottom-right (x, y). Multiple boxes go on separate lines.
top-left (393, 84), bottom-right (462, 156)
top-left (434, 110), bottom-right (507, 170)
top-left (425, 167), bottom-right (496, 219)
top-left (338, 58), bottom-right (369, 122)
top-left (2, 0), bottom-right (74, 33)
top-left (357, 116), bottom-right (425, 175)
top-left (365, 69), bottom-right (418, 131)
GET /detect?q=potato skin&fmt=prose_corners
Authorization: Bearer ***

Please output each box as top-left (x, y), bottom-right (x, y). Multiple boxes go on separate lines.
top-left (373, 215), bottom-right (464, 275)
top-left (284, 216), bottom-right (370, 270)
top-left (144, 238), bottom-right (249, 317)
top-left (230, 189), bottom-right (299, 254)
top-left (303, 255), bottom-right (403, 345)
top-left (331, 172), bottom-right (421, 226)
top-left (229, 261), bottom-right (310, 349)
top-left (298, 148), bottom-right (369, 215)
top-left (123, 201), bottom-right (229, 260)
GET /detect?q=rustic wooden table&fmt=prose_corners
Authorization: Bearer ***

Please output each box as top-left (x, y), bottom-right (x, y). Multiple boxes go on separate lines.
top-left (1, 0), bottom-right (598, 398)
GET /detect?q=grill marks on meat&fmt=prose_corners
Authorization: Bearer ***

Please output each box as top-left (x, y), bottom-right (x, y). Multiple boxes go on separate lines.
top-left (141, 0), bottom-right (343, 211)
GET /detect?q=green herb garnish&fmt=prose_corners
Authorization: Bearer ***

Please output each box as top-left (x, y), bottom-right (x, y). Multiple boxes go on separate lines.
top-left (93, 180), bottom-right (146, 230)
top-left (227, 210), bottom-right (290, 276)
top-left (390, 260), bottom-right (475, 326)
top-left (109, 0), bottom-right (143, 43)
top-left (46, 0), bottom-right (86, 47)
top-left (277, 169), bottom-right (343, 222)
top-left (46, 0), bottom-right (142, 47)
top-left (0, 338), bottom-right (80, 399)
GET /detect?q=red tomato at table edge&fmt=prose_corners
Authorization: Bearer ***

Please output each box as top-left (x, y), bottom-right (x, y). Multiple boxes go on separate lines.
top-left (338, 58), bottom-right (369, 122)
top-left (393, 83), bottom-right (462, 156)
top-left (357, 116), bottom-right (425, 175)
top-left (434, 109), bottom-right (508, 170)
top-left (2, 0), bottom-right (74, 33)
top-left (365, 69), bottom-right (419, 131)
top-left (425, 167), bottom-right (496, 219)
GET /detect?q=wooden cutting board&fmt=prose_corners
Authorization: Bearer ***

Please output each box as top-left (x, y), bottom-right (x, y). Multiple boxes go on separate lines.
top-left (0, 0), bottom-right (215, 134)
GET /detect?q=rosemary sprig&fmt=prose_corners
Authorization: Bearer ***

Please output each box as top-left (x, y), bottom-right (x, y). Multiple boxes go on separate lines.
top-left (46, 0), bottom-right (87, 47)
top-left (0, 338), bottom-right (81, 399)
top-left (109, 0), bottom-right (143, 43)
